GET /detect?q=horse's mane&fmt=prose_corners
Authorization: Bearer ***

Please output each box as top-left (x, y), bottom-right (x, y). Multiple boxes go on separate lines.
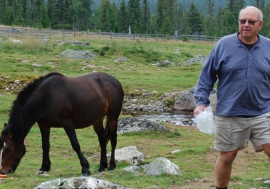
top-left (2, 72), bottom-right (64, 142)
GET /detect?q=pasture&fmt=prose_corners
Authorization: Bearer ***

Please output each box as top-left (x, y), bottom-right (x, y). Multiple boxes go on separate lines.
top-left (0, 38), bottom-right (269, 188)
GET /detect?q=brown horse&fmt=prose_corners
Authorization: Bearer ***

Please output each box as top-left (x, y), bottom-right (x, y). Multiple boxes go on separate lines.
top-left (0, 72), bottom-right (124, 176)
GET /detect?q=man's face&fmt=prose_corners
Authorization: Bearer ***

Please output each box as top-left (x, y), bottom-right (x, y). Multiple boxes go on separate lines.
top-left (238, 8), bottom-right (263, 42)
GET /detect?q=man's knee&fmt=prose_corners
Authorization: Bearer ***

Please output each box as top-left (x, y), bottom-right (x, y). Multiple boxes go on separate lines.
top-left (219, 150), bottom-right (238, 164)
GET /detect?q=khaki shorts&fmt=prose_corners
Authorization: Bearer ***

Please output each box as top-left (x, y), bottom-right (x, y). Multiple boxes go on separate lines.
top-left (214, 112), bottom-right (270, 152)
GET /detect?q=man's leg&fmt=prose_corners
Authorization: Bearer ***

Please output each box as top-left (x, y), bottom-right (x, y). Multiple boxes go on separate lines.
top-left (215, 149), bottom-right (238, 188)
top-left (262, 143), bottom-right (270, 158)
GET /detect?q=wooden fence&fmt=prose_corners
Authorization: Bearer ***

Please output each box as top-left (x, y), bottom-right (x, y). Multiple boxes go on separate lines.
top-left (0, 26), bottom-right (220, 42)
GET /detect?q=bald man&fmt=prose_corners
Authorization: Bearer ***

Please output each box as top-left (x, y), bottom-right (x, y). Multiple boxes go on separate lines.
top-left (194, 6), bottom-right (270, 189)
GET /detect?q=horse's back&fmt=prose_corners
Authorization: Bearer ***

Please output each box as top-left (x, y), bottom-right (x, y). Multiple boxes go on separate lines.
top-left (28, 72), bottom-right (124, 128)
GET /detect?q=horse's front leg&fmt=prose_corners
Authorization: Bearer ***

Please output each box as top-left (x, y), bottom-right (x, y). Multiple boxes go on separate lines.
top-left (63, 124), bottom-right (90, 176)
top-left (38, 125), bottom-right (51, 174)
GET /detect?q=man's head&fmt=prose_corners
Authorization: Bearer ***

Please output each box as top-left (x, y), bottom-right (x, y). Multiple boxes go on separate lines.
top-left (238, 6), bottom-right (263, 43)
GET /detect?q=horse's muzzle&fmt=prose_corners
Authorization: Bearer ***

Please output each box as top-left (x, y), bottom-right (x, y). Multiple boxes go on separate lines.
top-left (0, 168), bottom-right (13, 175)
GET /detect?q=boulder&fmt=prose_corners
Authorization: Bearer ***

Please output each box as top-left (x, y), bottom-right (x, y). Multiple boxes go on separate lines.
top-left (107, 146), bottom-right (144, 165)
top-left (173, 86), bottom-right (217, 112)
top-left (123, 157), bottom-right (182, 176)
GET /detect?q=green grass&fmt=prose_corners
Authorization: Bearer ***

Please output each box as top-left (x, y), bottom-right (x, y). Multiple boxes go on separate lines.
top-left (0, 38), bottom-right (269, 188)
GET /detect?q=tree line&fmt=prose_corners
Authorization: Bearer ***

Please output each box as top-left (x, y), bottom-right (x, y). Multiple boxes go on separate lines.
top-left (0, 0), bottom-right (269, 38)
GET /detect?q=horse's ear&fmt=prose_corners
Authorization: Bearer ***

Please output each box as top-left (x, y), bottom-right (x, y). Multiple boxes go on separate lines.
top-left (4, 123), bottom-right (7, 127)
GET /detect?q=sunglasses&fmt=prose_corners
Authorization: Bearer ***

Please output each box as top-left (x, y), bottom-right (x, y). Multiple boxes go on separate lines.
top-left (238, 19), bottom-right (261, 25)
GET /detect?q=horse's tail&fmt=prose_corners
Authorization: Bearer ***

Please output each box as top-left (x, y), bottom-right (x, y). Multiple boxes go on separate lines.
top-left (105, 118), bottom-right (110, 144)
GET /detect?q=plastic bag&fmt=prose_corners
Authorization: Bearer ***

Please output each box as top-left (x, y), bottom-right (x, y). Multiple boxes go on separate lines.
top-left (193, 106), bottom-right (216, 135)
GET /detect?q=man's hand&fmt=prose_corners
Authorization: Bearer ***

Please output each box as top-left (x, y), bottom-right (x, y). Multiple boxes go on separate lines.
top-left (194, 105), bottom-right (206, 116)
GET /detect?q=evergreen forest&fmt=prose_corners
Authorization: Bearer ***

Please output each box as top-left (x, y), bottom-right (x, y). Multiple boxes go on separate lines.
top-left (0, 0), bottom-right (270, 38)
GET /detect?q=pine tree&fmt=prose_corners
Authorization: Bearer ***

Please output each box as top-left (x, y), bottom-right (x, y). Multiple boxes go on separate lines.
top-left (109, 2), bottom-right (118, 32)
top-left (187, 2), bottom-right (203, 34)
top-left (66, 0), bottom-right (75, 29)
top-left (127, 0), bottom-right (142, 33)
top-left (156, 0), bottom-right (164, 32)
top-left (226, 0), bottom-right (245, 19)
top-left (46, 0), bottom-right (55, 27)
top-left (38, 0), bottom-right (49, 28)
top-left (118, 0), bottom-right (128, 33)
top-left (205, 0), bottom-right (214, 17)
top-left (260, 1), bottom-right (270, 36)
top-left (203, 0), bottom-right (215, 36)
top-left (97, 0), bottom-right (111, 31)
top-left (21, 0), bottom-right (31, 26)
top-left (141, 0), bottom-right (151, 33)
top-left (249, 0), bottom-right (265, 10)
top-left (175, 3), bottom-right (184, 34)
top-left (226, 0), bottom-right (245, 33)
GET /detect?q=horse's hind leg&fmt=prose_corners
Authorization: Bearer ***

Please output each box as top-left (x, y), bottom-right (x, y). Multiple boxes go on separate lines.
top-left (38, 125), bottom-right (51, 174)
top-left (93, 120), bottom-right (108, 172)
top-left (107, 118), bottom-right (118, 171)
top-left (63, 124), bottom-right (90, 176)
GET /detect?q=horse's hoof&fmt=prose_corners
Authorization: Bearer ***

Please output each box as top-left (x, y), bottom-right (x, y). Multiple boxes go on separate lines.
top-left (81, 170), bottom-right (91, 177)
top-left (108, 167), bottom-right (115, 171)
top-left (36, 171), bottom-right (50, 176)
top-left (98, 168), bottom-right (106, 172)
top-left (81, 173), bottom-right (90, 177)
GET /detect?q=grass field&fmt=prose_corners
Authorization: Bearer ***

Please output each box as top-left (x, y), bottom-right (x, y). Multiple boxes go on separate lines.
top-left (0, 37), bottom-right (269, 189)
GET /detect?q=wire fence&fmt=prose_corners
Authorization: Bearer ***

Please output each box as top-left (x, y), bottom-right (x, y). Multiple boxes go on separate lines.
top-left (0, 26), bottom-right (220, 42)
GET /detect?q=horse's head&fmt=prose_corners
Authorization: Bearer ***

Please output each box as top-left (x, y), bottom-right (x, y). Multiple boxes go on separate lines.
top-left (0, 123), bottom-right (26, 175)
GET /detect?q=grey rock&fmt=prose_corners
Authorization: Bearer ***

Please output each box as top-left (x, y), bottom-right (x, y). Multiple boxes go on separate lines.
top-left (124, 157), bottom-right (182, 176)
top-left (117, 117), bottom-right (169, 134)
top-left (59, 50), bottom-right (96, 60)
top-left (107, 146), bottom-right (144, 165)
top-left (141, 157), bottom-right (182, 176)
top-left (114, 57), bottom-right (130, 63)
top-left (173, 86), bottom-right (217, 112)
top-left (33, 177), bottom-right (133, 189)
top-left (181, 55), bottom-right (209, 66)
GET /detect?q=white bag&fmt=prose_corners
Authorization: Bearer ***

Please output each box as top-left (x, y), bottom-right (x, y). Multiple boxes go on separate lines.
top-left (193, 106), bottom-right (216, 135)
